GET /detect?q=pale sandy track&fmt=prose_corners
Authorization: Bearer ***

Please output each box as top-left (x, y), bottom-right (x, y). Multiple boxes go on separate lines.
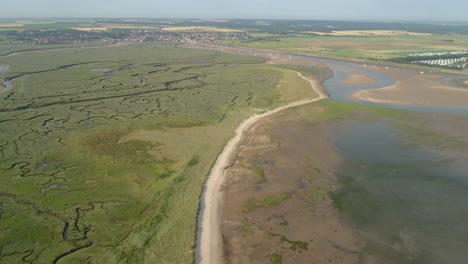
top-left (196, 72), bottom-right (327, 264)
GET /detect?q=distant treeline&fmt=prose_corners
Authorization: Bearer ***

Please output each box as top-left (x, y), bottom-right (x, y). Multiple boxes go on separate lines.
top-left (98, 19), bottom-right (468, 35)
top-left (3, 29), bottom-right (129, 39)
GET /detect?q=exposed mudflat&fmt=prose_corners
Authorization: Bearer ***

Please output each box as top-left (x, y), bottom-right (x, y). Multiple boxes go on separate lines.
top-left (189, 42), bottom-right (468, 264)
top-left (196, 72), bottom-right (326, 264)
top-left (221, 104), bottom-right (364, 264)
top-left (221, 101), bottom-right (468, 263)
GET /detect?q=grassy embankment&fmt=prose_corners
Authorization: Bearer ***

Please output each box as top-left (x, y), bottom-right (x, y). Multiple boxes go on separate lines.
top-left (0, 42), bottom-right (316, 263)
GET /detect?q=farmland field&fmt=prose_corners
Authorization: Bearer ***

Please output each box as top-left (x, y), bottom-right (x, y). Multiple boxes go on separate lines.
top-left (0, 42), bottom-right (314, 263)
top-left (214, 33), bottom-right (468, 68)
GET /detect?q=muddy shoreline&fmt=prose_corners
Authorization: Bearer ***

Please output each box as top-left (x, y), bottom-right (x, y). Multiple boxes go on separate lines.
top-left (195, 71), bottom-right (326, 264)
top-left (221, 105), bottom-right (363, 264)
top-left (220, 101), bottom-right (468, 264)
top-left (185, 42), bottom-right (468, 264)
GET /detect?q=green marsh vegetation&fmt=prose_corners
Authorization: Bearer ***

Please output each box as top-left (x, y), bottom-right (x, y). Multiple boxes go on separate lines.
top-left (0, 42), bottom-right (307, 263)
top-left (0, 42), bottom-right (111, 56)
top-left (242, 193), bottom-right (291, 214)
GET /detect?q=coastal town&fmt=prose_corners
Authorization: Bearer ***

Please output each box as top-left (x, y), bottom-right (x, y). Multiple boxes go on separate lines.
top-left (7, 29), bottom-right (251, 44)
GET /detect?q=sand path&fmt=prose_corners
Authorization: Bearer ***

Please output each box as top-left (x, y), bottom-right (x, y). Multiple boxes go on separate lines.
top-left (196, 72), bottom-right (327, 264)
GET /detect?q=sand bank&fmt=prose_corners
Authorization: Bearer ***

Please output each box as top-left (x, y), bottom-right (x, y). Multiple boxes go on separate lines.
top-left (342, 72), bottom-right (377, 85)
top-left (353, 66), bottom-right (468, 106)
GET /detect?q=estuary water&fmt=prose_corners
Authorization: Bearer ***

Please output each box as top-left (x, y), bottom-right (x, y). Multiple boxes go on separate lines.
top-left (298, 55), bottom-right (468, 116)
top-left (303, 52), bottom-right (468, 262)
top-left (234, 47), bottom-right (468, 262)
top-left (332, 121), bottom-right (468, 263)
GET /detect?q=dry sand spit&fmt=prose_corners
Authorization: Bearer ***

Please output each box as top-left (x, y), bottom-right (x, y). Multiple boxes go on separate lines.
top-left (197, 72), bottom-right (327, 264)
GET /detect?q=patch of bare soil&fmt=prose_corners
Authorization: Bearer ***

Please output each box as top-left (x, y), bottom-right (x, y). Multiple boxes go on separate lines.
top-left (221, 105), bottom-right (365, 264)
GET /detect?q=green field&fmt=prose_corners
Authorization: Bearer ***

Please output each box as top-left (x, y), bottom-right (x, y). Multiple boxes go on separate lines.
top-left (0, 42), bottom-right (316, 263)
top-left (214, 33), bottom-right (468, 66)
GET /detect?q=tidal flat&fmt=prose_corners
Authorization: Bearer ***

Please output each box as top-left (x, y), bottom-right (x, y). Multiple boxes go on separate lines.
top-left (221, 99), bottom-right (468, 264)
top-left (333, 118), bottom-right (468, 263)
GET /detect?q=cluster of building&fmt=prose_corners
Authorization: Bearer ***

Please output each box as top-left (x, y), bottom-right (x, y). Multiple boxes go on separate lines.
top-left (406, 51), bottom-right (468, 69)
top-left (408, 51), bottom-right (468, 57)
top-left (411, 58), bottom-right (467, 68)
top-left (123, 31), bottom-right (250, 42)
top-left (19, 30), bottom-right (250, 44)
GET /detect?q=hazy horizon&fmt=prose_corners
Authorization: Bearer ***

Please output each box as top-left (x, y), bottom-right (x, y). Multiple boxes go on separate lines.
top-left (2, 0), bottom-right (468, 22)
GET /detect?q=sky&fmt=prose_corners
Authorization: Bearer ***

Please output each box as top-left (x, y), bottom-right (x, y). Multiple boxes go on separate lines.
top-left (2, 0), bottom-right (468, 21)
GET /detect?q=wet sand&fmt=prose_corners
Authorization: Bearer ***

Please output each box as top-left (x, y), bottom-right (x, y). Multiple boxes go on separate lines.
top-left (342, 72), bottom-right (377, 85)
top-left (352, 66), bottom-right (468, 106)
